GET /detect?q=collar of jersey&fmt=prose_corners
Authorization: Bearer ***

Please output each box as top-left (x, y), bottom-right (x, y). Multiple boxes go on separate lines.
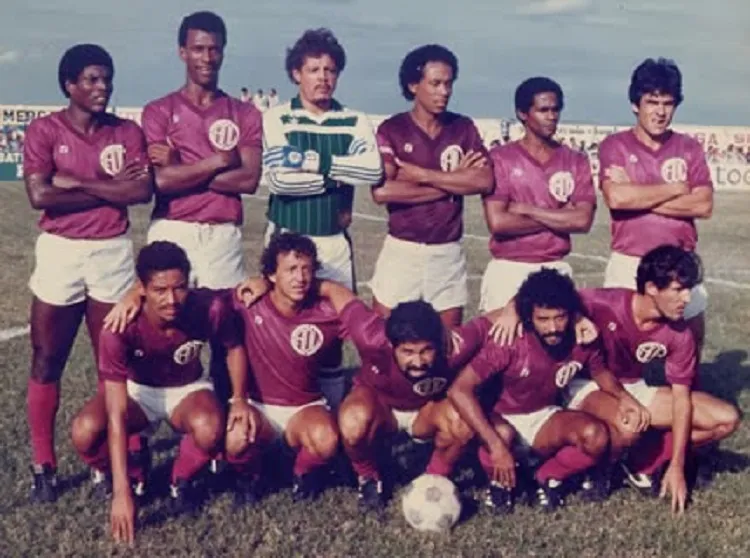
top-left (290, 95), bottom-right (344, 114)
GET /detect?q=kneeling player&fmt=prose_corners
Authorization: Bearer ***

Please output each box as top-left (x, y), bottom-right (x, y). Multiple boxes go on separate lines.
top-left (70, 242), bottom-right (247, 544)
top-left (319, 283), bottom-right (490, 511)
top-left (224, 233), bottom-right (347, 505)
top-left (566, 246), bottom-right (739, 513)
top-left (449, 270), bottom-right (646, 513)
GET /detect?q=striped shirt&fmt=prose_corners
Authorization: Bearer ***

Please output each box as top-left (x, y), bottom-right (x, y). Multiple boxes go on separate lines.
top-left (262, 96), bottom-right (382, 236)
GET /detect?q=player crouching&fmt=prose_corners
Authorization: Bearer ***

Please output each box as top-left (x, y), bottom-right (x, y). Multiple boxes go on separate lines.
top-left (70, 242), bottom-right (246, 543)
top-left (318, 281), bottom-right (492, 512)
top-left (449, 270), bottom-right (646, 513)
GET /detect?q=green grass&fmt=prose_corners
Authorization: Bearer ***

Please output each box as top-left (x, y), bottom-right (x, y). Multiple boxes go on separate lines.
top-left (1, 182), bottom-right (749, 557)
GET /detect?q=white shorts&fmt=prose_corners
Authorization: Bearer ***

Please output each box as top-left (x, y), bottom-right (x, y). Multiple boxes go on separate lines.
top-left (391, 408), bottom-right (425, 440)
top-left (29, 233), bottom-right (135, 305)
top-left (604, 251), bottom-right (707, 319)
top-left (147, 219), bottom-right (246, 289)
top-left (502, 406), bottom-right (561, 448)
top-left (265, 222), bottom-right (353, 290)
top-left (479, 258), bottom-right (573, 312)
top-left (127, 380), bottom-right (214, 424)
top-left (369, 235), bottom-right (468, 312)
top-left (249, 398), bottom-right (328, 437)
top-left (566, 378), bottom-right (658, 411)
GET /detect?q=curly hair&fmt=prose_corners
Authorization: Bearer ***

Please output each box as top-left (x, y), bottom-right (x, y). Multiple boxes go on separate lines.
top-left (285, 28), bottom-right (346, 83)
top-left (136, 241), bottom-right (191, 286)
top-left (398, 44), bottom-right (458, 101)
top-left (260, 232), bottom-right (321, 279)
top-left (628, 57), bottom-right (683, 106)
top-left (636, 245), bottom-right (702, 293)
top-left (58, 44), bottom-right (113, 98)
top-left (515, 268), bottom-right (583, 330)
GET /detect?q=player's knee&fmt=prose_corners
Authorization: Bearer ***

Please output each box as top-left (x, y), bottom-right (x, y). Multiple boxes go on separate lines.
top-left (305, 421), bottom-right (339, 460)
top-left (580, 420), bottom-right (609, 456)
top-left (30, 348), bottom-right (66, 383)
top-left (338, 401), bottom-right (374, 447)
top-left (714, 403), bottom-right (741, 440)
top-left (225, 427), bottom-right (250, 458)
top-left (70, 411), bottom-right (105, 453)
top-left (189, 411), bottom-right (223, 450)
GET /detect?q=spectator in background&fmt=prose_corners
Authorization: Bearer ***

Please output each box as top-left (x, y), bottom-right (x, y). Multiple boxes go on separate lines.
top-left (253, 88), bottom-right (269, 111)
top-left (267, 88), bottom-right (280, 108)
top-left (0, 130), bottom-right (7, 153)
top-left (240, 87), bottom-right (251, 103)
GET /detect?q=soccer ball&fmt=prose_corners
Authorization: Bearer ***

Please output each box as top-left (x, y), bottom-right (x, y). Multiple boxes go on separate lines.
top-left (401, 474), bottom-right (462, 532)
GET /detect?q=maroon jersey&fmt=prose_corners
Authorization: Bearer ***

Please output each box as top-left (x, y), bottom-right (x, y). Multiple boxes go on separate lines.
top-left (141, 90), bottom-right (262, 225)
top-left (376, 112), bottom-right (487, 244)
top-left (470, 332), bottom-right (605, 416)
top-left (598, 130), bottom-right (712, 257)
top-left (23, 111), bottom-right (147, 239)
top-left (99, 289), bottom-right (241, 388)
top-left (233, 294), bottom-right (345, 406)
top-left (579, 288), bottom-right (696, 386)
top-left (485, 142), bottom-right (596, 263)
top-left (341, 300), bottom-right (491, 411)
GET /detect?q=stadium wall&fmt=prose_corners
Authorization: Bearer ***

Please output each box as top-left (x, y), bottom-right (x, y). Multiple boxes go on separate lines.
top-left (2, 104), bottom-right (749, 190)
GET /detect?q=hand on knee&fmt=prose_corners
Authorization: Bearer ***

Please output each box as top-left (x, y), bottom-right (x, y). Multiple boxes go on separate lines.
top-left (225, 428), bottom-right (252, 458)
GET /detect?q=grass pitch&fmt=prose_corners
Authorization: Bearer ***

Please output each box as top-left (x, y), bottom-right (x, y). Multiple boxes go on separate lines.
top-left (0, 182), bottom-right (749, 557)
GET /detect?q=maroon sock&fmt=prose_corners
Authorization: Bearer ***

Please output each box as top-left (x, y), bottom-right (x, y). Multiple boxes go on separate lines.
top-left (293, 447), bottom-right (328, 477)
top-left (630, 431), bottom-right (674, 475)
top-left (535, 446), bottom-right (598, 483)
top-left (27, 379), bottom-right (60, 468)
top-left (425, 451), bottom-right (453, 477)
top-left (79, 441), bottom-right (110, 472)
top-left (226, 444), bottom-right (263, 477)
top-left (349, 454), bottom-right (380, 481)
top-left (171, 436), bottom-right (212, 484)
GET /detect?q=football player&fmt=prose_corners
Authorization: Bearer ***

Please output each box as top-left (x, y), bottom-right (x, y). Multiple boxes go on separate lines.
top-left (70, 242), bottom-right (249, 544)
top-left (599, 58), bottom-right (712, 356)
top-left (449, 270), bottom-right (645, 513)
top-left (23, 44), bottom-right (152, 503)
top-left (480, 77), bottom-right (596, 311)
top-left (370, 44), bottom-right (493, 327)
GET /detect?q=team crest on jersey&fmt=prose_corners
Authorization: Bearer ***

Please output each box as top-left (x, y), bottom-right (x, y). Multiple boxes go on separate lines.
top-left (635, 342), bottom-right (668, 363)
top-left (660, 158), bottom-right (687, 183)
top-left (173, 340), bottom-right (204, 365)
top-left (548, 171), bottom-right (575, 203)
top-left (440, 145), bottom-right (464, 172)
top-left (555, 361), bottom-right (583, 388)
top-left (412, 377), bottom-right (448, 397)
top-left (208, 119), bottom-right (240, 151)
top-left (290, 324), bottom-right (325, 357)
top-left (99, 144), bottom-right (125, 176)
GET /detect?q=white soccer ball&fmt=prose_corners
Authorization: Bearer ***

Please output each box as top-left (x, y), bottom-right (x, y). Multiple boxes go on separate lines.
top-left (401, 474), bottom-right (462, 532)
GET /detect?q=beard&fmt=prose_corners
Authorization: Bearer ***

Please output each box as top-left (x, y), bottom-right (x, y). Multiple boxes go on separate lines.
top-left (535, 327), bottom-right (575, 359)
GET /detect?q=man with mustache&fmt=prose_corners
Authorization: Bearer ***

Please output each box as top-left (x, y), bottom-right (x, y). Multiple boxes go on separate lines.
top-left (310, 284), bottom-right (501, 512)
top-left (479, 77), bottom-right (596, 312)
top-left (370, 44), bottom-right (494, 328)
top-left (261, 28), bottom-right (382, 407)
top-left (22, 43), bottom-right (152, 503)
top-left (70, 242), bottom-right (245, 544)
top-left (599, 58), bottom-right (712, 356)
top-left (448, 270), bottom-right (641, 513)
top-left (224, 233), bottom-right (356, 506)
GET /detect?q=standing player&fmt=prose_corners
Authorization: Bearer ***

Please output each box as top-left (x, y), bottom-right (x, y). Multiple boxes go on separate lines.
top-left (480, 77), bottom-right (596, 311)
top-left (141, 11), bottom-right (262, 291)
top-left (449, 270), bottom-right (645, 513)
top-left (70, 242), bottom-right (248, 543)
top-left (599, 58), bottom-right (712, 352)
top-left (224, 233), bottom-right (351, 505)
top-left (261, 28), bottom-right (382, 403)
top-left (23, 44), bottom-right (152, 502)
top-left (370, 44), bottom-right (493, 327)
top-left (318, 284), bottom-right (494, 511)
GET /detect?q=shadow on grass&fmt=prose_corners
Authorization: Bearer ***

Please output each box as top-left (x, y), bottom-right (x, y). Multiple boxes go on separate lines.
top-left (699, 350), bottom-right (750, 405)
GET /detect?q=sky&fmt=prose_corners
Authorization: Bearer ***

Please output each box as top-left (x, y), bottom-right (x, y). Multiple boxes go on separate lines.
top-left (1, 0), bottom-right (748, 126)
